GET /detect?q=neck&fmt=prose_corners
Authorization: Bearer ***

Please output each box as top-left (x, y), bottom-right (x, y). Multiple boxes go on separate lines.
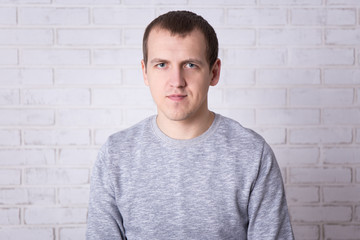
top-left (156, 111), bottom-right (215, 140)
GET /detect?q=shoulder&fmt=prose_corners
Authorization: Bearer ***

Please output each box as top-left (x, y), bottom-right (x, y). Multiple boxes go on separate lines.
top-left (100, 115), bottom-right (155, 158)
top-left (109, 116), bottom-right (153, 142)
top-left (216, 114), bottom-right (266, 147)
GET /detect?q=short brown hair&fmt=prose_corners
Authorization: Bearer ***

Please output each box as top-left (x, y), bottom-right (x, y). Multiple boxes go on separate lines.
top-left (142, 10), bottom-right (218, 69)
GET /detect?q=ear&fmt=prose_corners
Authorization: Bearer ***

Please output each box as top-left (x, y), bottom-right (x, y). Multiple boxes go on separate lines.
top-left (210, 58), bottom-right (221, 86)
top-left (141, 59), bottom-right (149, 86)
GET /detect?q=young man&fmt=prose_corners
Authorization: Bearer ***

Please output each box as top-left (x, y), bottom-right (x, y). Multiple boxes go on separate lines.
top-left (86, 11), bottom-right (294, 239)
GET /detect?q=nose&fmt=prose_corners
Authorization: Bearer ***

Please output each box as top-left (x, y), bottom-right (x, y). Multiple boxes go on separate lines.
top-left (169, 68), bottom-right (186, 88)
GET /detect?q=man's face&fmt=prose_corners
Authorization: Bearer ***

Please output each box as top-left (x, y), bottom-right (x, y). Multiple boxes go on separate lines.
top-left (142, 28), bottom-right (220, 123)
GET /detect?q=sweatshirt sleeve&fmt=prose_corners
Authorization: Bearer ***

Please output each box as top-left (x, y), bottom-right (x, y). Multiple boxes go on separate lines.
top-left (86, 142), bottom-right (126, 240)
top-left (247, 142), bottom-right (294, 240)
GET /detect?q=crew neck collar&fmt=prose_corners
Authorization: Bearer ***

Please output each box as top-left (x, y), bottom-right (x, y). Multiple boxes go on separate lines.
top-left (151, 113), bottom-right (221, 147)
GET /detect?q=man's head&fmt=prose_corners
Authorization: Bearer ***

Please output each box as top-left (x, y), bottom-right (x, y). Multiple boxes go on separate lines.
top-left (142, 10), bottom-right (218, 70)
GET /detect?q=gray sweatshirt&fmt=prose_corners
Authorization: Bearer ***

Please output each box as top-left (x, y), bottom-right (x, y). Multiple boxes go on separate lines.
top-left (86, 114), bottom-right (294, 239)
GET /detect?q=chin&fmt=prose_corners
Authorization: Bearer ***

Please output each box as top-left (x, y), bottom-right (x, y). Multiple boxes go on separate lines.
top-left (163, 111), bottom-right (194, 122)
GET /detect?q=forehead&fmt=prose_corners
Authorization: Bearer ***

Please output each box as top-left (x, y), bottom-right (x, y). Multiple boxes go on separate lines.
top-left (147, 28), bottom-right (207, 58)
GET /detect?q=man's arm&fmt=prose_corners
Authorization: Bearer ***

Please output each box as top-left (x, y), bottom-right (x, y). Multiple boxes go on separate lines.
top-left (86, 143), bottom-right (126, 240)
top-left (247, 142), bottom-right (294, 239)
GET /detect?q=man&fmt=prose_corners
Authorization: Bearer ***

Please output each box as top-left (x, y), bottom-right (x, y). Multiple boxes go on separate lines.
top-left (86, 10), bottom-right (294, 239)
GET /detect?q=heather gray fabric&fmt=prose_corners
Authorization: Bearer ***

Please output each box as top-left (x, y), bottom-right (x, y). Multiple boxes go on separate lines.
top-left (86, 114), bottom-right (294, 240)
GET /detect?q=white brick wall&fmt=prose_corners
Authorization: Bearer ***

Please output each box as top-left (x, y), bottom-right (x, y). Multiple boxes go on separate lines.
top-left (0, 1), bottom-right (359, 240)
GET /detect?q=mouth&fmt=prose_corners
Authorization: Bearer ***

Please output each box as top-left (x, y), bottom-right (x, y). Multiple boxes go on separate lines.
top-left (167, 94), bottom-right (187, 102)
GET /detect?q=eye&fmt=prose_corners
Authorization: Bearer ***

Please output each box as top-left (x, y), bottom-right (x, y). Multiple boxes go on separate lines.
top-left (156, 63), bottom-right (166, 68)
top-left (185, 63), bottom-right (197, 69)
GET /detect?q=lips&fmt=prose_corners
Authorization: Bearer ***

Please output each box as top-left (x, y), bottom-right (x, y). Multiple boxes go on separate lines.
top-left (167, 94), bottom-right (187, 101)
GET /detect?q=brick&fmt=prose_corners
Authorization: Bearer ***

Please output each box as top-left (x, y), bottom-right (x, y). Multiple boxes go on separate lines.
top-left (224, 88), bottom-right (286, 107)
top-left (25, 207), bottom-right (87, 224)
top-left (225, 48), bottom-right (286, 66)
top-left (0, 29), bottom-right (53, 45)
top-left (0, 188), bottom-right (55, 205)
top-left (25, 168), bottom-right (89, 185)
top-left (0, 89), bottom-right (19, 105)
top-left (122, 108), bottom-right (158, 126)
top-left (259, 29), bottom-right (322, 45)
top-left (286, 186), bottom-right (319, 203)
top-left (59, 227), bottom-right (86, 240)
top-left (290, 128), bottom-right (352, 144)
top-left (228, 8), bottom-right (287, 26)
top-left (58, 187), bottom-right (89, 205)
top-left (123, 28), bottom-right (144, 46)
top-left (55, 68), bottom-right (121, 85)
top-left (19, 7), bottom-right (89, 25)
top-left (292, 225), bottom-right (319, 240)
top-left (326, 28), bottom-right (360, 45)
top-left (0, 227), bottom-right (55, 240)
top-left (0, 149), bottom-right (55, 165)
top-left (253, 128), bottom-right (286, 145)
top-left (291, 8), bottom-right (356, 25)
top-left (93, 8), bottom-right (155, 25)
top-left (0, 130), bottom-right (21, 146)
top-left (92, 87), bottom-right (153, 106)
top-left (126, 0), bottom-right (186, 3)
top-left (260, 0), bottom-right (321, 4)
top-left (0, 208), bottom-right (20, 225)
top-left (214, 109), bottom-right (255, 127)
top-left (0, 0), bottom-right (51, 2)
top-left (23, 88), bottom-right (90, 105)
top-left (290, 88), bottom-right (354, 106)
top-left (290, 206), bottom-right (352, 222)
top-left (93, 49), bottom-right (142, 66)
top-left (290, 167), bottom-right (351, 183)
top-left (55, 0), bottom-right (119, 3)
top-left (289, 48), bottom-right (354, 66)
top-left (356, 128), bottom-right (360, 143)
top-left (22, 49), bottom-right (90, 65)
top-left (273, 147), bottom-right (319, 165)
top-left (0, 7), bottom-right (16, 25)
top-left (357, 168), bottom-right (360, 182)
top-left (122, 108), bottom-right (153, 125)
top-left (324, 186), bottom-right (360, 202)
top-left (57, 29), bottom-right (122, 45)
top-left (0, 49), bottom-right (17, 65)
top-left (324, 225), bottom-right (360, 239)
top-left (323, 108), bottom-right (360, 125)
top-left (0, 169), bottom-right (21, 185)
top-left (207, 88), bottom-right (222, 108)
top-left (257, 109), bottom-right (320, 125)
top-left (24, 129), bottom-right (90, 145)
top-left (122, 68), bottom-right (145, 86)
top-left (220, 69), bottom-right (255, 85)
top-left (0, 228), bottom-right (53, 240)
top-left (217, 29), bottom-right (255, 45)
top-left (187, 0), bottom-right (248, 4)
top-left (0, 109), bottom-right (54, 125)
top-left (356, 206), bottom-right (360, 222)
top-left (0, 69), bottom-right (53, 85)
top-left (257, 69), bottom-right (320, 85)
top-left (59, 148), bottom-right (98, 165)
top-left (57, 109), bottom-right (123, 127)
top-left (327, 0), bottom-right (360, 5)
top-left (324, 69), bottom-right (360, 84)
top-left (323, 147), bottom-right (360, 164)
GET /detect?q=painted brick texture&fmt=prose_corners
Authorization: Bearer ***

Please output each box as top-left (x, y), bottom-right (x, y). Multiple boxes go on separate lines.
top-left (0, 1), bottom-right (359, 240)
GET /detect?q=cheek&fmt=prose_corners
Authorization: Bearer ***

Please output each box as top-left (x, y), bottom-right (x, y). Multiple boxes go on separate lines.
top-left (148, 81), bottom-right (165, 102)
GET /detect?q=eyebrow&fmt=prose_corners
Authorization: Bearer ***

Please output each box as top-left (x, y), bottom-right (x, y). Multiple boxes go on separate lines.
top-left (149, 58), bottom-right (205, 66)
top-left (149, 58), bottom-right (169, 64)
